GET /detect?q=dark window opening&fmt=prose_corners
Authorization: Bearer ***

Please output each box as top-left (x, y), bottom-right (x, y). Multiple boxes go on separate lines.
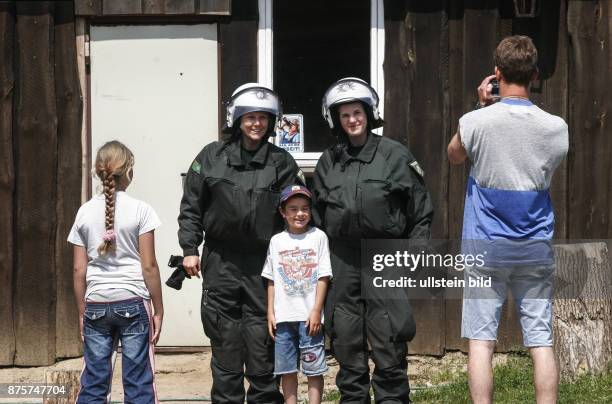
top-left (273, 0), bottom-right (370, 152)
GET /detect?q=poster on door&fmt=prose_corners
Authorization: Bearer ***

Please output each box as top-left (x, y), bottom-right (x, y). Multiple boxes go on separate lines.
top-left (276, 114), bottom-right (304, 153)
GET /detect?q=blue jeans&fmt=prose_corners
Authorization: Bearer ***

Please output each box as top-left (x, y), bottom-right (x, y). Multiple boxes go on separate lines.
top-left (77, 299), bottom-right (157, 404)
top-left (274, 321), bottom-right (327, 376)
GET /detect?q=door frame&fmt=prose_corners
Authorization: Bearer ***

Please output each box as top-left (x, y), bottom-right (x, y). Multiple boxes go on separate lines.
top-left (75, 19), bottom-right (222, 349)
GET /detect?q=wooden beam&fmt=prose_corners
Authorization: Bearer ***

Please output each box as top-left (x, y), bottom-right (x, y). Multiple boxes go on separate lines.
top-left (54, 0), bottom-right (83, 359)
top-left (567, 0), bottom-right (612, 239)
top-left (384, 0), bottom-right (448, 355)
top-left (143, 0), bottom-right (165, 14)
top-left (14, 0), bottom-right (58, 366)
top-left (218, 0), bottom-right (257, 137)
top-left (164, 0), bottom-right (195, 14)
top-left (446, 0), bottom-right (507, 352)
top-left (0, 0), bottom-right (16, 367)
top-left (444, 0), bottom-right (468, 353)
top-left (74, 0), bottom-right (102, 16)
top-left (198, 0), bottom-right (231, 15)
top-left (103, 0), bottom-right (142, 15)
top-left (382, 0), bottom-right (409, 147)
top-left (514, 0), bottom-right (569, 239)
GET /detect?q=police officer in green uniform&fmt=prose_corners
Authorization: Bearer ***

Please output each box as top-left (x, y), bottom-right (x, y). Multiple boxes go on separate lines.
top-left (179, 83), bottom-right (301, 403)
top-left (313, 78), bottom-right (434, 403)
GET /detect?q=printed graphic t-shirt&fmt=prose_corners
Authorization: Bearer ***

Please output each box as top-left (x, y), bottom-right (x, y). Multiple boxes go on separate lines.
top-left (262, 227), bottom-right (332, 323)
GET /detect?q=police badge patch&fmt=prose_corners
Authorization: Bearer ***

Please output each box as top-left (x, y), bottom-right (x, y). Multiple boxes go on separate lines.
top-left (191, 160), bottom-right (202, 174)
top-left (409, 160), bottom-right (425, 177)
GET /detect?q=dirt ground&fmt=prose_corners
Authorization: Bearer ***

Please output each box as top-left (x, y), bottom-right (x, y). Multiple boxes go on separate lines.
top-left (0, 350), bottom-right (508, 403)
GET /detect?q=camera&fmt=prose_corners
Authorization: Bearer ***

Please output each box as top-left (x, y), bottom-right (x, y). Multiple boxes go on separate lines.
top-left (491, 78), bottom-right (500, 99)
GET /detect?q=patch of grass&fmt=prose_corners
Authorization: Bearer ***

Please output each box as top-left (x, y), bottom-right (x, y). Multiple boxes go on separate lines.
top-left (411, 371), bottom-right (470, 404)
top-left (558, 371), bottom-right (612, 404)
top-left (411, 356), bottom-right (612, 403)
top-left (320, 356), bottom-right (611, 403)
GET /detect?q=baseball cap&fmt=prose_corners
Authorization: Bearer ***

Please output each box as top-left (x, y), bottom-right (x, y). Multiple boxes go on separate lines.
top-left (280, 185), bottom-right (312, 205)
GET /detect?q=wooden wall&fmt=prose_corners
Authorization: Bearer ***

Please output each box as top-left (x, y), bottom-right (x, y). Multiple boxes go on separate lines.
top-left (74, 0), bottom-right (231, 16)
top-left (0, 0), bottom-right (252, 366)
top-left (0, 1), bottom-right (82, 366)
top-left (0, 0), bottom-right (609, 365)
top-left (0, 0), bottom-right (16, 367)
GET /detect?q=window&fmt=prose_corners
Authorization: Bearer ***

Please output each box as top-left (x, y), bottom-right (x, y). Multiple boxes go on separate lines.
top-left (258, 0), bottom-right (385, 170)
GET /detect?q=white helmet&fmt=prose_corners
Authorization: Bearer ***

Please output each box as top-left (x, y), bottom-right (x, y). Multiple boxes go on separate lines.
top-left (223, 83), bottom-right (282, 135)
top-left (321, 77), bottom-right (383, 129)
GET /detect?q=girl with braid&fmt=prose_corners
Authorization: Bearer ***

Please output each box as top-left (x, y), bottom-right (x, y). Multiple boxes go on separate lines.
top-left (68, 140), bottom-right (163, 403)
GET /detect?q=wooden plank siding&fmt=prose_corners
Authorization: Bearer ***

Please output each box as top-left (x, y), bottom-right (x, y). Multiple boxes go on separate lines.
top-left (74, 0), bottom-right (231, 16)
top-left (514, 0), bottom-right (569, 240)
top-left (445, 6), bottom-right (513, 350)
top-left (218, 0), bottom-right (257, 136)
top-left (198, 0), bottom-right (231, 15)
top-left (103, 0), bottom-right (142, 15)
top-left (13, 1), bottom-right (59, 366)
top-left (383, 0), bottom-right (411, 147)
top-left (164, 0), bottom-right (195, 15)
top-left (0, 0), bottom-right (16, 366)
top-left (567, 0), bottom-right (612, 239)
top-left (411, 1), bottom-right (448, 357)
top-left (444, 0), bottom-right (469, 352)
top-left (74, 0), bottom-right (101, 16)
top-left (142, 0), bottom-right (165, 14)
top-left (54, 0), bottom-right (83, 359)
top-left (384, 0), bottom-right (450, 355)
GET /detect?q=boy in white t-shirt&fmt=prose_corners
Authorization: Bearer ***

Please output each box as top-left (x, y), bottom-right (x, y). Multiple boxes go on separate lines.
top-left (262, 185), bottom-right (332, 404)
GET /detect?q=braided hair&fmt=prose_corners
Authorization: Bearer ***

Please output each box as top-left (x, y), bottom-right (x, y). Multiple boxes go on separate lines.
top-left (94, 141), bottom-right (134, 255)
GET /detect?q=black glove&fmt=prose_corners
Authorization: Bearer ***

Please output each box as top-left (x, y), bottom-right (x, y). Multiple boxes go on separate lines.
top-left (166, 255), bottom-right (191, 290)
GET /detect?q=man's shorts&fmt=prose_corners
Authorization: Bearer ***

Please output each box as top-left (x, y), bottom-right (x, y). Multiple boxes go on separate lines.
top-left (461, 264), bottom-right (555, 347)
top-left (274, 321), bottom-right (327, 376)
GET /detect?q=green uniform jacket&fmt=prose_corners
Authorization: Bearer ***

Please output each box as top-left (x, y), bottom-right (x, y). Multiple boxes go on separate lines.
top-left (178, 140), bottom-right (300, 256)
top-left (313, 133), bottom-right (433, 241)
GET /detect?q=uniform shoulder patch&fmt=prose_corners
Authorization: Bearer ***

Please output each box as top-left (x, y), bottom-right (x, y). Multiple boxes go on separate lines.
top-left (409, 160), bottom-right (425, 178)
top-left (191, 160), bottom-right (202, 174)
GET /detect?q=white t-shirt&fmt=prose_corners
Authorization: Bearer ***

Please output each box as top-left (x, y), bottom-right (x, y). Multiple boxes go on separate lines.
top-left (67, 191), bottom-right (161, 300)
top-left (262, 227), bottom-right (332, 323)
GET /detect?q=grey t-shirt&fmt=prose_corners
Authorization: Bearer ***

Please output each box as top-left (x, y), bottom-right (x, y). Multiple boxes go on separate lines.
top-left (460, 99), bottom-right (568, 192)
top-left (458, 98), bottom-right (568, 265)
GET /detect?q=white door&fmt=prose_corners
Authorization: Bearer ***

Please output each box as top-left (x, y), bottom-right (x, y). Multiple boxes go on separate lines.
top-left (90, 25), bottom-right (218, 346)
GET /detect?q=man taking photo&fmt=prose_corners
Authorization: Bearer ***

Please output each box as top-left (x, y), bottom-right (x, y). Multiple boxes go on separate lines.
top-left (447, 35), bottom-right (568, 404)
